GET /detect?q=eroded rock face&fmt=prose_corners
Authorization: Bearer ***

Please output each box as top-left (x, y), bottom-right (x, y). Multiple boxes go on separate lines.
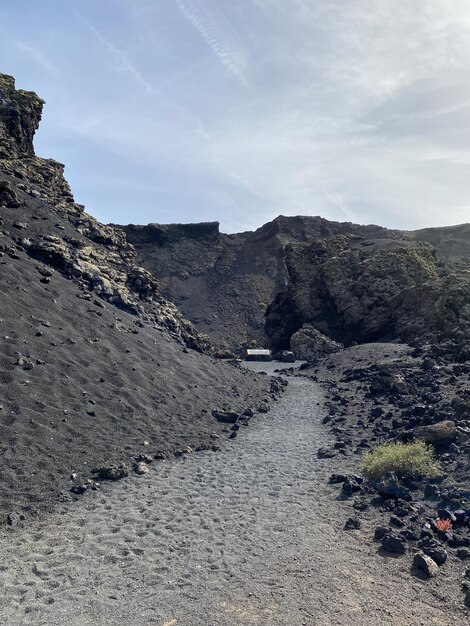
top-left (118, 217), bottom-right (407, 351)
top-left (0, 74), bottom-right (44, 158)
top-left (0, 73), bottom-right (210, 352)
top-left (266, 233), bottom-right (470, 356)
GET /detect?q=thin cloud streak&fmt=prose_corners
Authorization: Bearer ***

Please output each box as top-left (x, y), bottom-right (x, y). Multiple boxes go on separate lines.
top-left (175, 0), bottom-right (250, 86)
top-left (3, 0), bottom-right (470, 231)
top-left (16, 43), bottom-right (59, 76)
top-left (80, 15), bottom-right (157, 95)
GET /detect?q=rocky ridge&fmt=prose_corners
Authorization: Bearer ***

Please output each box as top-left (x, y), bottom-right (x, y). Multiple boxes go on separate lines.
top-left (119, 216), bottom-right (470, 354)
top-left (0, 73), bottom-right (210, 352)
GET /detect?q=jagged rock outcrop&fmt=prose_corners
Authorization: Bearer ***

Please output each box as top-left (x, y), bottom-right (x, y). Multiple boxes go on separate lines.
top-left (118, 217), bottom-right (406, 350)
top-left (0, 73), bottom-right (209, 351)
top-left (119, 215), bottom-right (469, 352)
top-left (266, 234), bottom-right (470, 356)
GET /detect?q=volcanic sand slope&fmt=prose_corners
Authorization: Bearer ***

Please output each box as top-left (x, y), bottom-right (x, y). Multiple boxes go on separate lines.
top-left (0, 365), bottom-right (467, 625)
top-left (0, 72), bottom-right (270, 519)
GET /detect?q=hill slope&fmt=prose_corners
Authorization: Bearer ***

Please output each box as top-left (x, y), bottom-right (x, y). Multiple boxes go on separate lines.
top-left (0, 73), bottom-right (271, 520)
top-left (118, 216), bottom-right (469, 351)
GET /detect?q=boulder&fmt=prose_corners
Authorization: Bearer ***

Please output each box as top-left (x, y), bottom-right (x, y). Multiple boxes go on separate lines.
top-left (373, 473), bottom-right (412, 501)
top-left (413, 552), bottom-right (439, 577)
top-left (413, 420), bottom-right (458, 447)
top-left (92, 464), bottom-right (129, 481)
top-left (275, 350), bottom-right (296, 363)
top-left (290, 325), bottom-right (343, 361)
top-left (382, 534), bottom-right (406, 554)
top-left (212, 409), bottom-right (239, 424)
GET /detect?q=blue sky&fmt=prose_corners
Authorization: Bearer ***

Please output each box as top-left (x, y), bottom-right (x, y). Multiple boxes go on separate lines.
top-left (1, 0), bottom-right (470, 232)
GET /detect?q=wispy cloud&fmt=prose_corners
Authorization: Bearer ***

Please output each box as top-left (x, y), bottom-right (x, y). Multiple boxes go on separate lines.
top-left (80, 15), bottom-right (157, 95)
top-left (175, 0), bottom-right (250, 85)
top-left (16, 42), bottom-right (59, 76)
top-left (5, 0), bottom-right (470, 231)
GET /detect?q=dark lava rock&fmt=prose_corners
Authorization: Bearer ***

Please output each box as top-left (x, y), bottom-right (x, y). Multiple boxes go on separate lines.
top-left (211, 409), bottom-right (239, 424)
top-left (400, 528), bottom-right (420, 541)
top-left (437, 507), bottom-right (457, 523)
top-left (275, 350), bottom-right (296, 363)
top-left (344, 517), bottom-right (361, 530)
top-left (390, 515), bottom-right (405, 528)
top-left (92, 464), bottom-right (129, 481)
top-left (6, 512), bottom-right (25, 527)
top-left (422, 544), bottom-right (448, 565)
top-left (423, 483), bottom-right (440, 500)
top-left (413, 552), bottom-right (439, 578)
top-left (457, 548), bottom-right (470, 560)
top-left (341, 475), bottom-right (364, 497)
top-left (374, 526), bottom-right (389, 540)
top-left (329, 473), bottom-right (347, 484)
top-left (70, 484), bottom-right (88, 495)
top-left (413, 420), bottom-right (458, 447)
top-left (373, 473), bottom-right (412, 501)
top-left (382, 534), bottom-right (406, 554)
top-left (317, 447), bottom-right (336, 459)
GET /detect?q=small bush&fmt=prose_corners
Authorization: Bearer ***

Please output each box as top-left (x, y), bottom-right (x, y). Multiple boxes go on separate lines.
top-left (362, 441), bottom-right (440, 480)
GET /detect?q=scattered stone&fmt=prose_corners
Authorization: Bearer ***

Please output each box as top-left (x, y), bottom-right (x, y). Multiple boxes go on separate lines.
top-left (413, 420), bottom-right (458, 447)
top-left (422, 545), bottom-right (448, 566)
top-left (6, 512), bottom-right (25, 527)
top-left (344, 517), bottom-right (361, 530)
top-left (134, 462), bottom-right (149, 475)
top-left (212, 409), bottom-right (239, 424)
top-left (135, 454), bottom-right (153, 463)
top-left (317, 447), bottom-right (336, 459)
top-left (329, 473), bottom-right (347, 484)
top-left (465, 590), bottom-right (470, 608)
top-left (373, 473), bottom-right (412, 501)
top-left (70, 484), bottom-right (88, 495)
top-left (413, 552), bottom-right (439, 578)
top-left (290, 325), bottom-right (343, 361)
top-left (275, 350), bottom-right (296, 363)
top-left (341, 475), bottom-right (364, 497)
top-left (374, 526), bottom-right (389, 540)
top-left (92, 464), bottom-right (129, 481)
top-left (15, 356), bottom-right (34, 370)
top-left (423, 483), bottom-right (440, 500)
top-left (382, 534), bottom-right (406, 554)
top-left (457, 548), bottom-right (470, 560)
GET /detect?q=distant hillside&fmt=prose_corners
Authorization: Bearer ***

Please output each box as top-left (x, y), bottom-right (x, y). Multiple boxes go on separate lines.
top-left (118, 216), bottom-right (470, 350)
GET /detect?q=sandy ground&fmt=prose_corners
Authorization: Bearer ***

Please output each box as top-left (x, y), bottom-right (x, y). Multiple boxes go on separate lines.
top-left (0, 363), bottom-right (467, 626)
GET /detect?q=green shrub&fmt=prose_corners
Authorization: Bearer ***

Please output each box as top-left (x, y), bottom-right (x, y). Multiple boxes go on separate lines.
top-left (362, 440), bottom-right (440, 480)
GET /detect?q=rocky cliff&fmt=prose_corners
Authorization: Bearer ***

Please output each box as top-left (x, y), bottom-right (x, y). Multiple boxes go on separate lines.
top-left (118, 216), bottom-right (407, 350)
top-left (265, 234), bottom-right (470, 359)
top-left (0, 73), bottom-right (210, 352)
top-left (119, 215), bottom-right (470, 353)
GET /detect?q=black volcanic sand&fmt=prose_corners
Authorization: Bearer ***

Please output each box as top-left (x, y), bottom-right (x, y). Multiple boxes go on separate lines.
top-left (0, 236), bottom-right (272, 521)
top-left (0, 363), bottom-right (467, 625)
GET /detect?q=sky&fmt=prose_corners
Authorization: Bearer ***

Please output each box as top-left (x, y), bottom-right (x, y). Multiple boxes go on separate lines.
top-left (1, 0), bottom-right (470, 232)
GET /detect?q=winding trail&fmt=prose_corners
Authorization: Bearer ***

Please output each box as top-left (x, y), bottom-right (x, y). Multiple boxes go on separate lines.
top-left (0, 365), bottom-right (465, 625)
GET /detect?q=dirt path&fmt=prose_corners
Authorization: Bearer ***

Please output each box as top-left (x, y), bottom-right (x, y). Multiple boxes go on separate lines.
top-left (0, 364), bottom-right (465, 625)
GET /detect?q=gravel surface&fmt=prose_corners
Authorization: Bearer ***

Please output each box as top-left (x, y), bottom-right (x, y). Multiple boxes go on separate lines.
top-left (0, 364), bottom-right (466, 625)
